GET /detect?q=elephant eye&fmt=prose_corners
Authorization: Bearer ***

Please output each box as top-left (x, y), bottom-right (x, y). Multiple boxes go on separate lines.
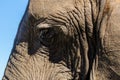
top-left (40, 28), bottom-right (56, 39)
top-left (39, 28), bottom-right (57, 46)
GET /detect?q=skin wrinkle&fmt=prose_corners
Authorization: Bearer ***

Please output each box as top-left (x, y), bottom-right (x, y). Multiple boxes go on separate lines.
top-left (84, 0), bottom-right (99, 80)
top-left (67, 10), bottom-right (87, 79)
top-left (65, 11), bottom-right (81, 75)
top-left (48, 10), bottom-right (81, 79)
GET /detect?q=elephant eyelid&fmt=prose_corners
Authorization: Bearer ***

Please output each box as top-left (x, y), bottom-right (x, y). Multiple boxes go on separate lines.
top-left (36, 23), bottom-right (52, 30)
top-left (36, 22), bottom-right (63, 29)
top-left (35, 23), bottom-right (68, 35)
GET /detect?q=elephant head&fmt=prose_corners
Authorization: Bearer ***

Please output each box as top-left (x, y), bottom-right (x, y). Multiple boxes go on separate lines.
top-left (3, 0), bottom-right (120, 80)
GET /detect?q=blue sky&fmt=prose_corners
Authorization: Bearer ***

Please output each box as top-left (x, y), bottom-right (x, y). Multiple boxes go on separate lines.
top-left (0, 0), bottom-right (28, 79)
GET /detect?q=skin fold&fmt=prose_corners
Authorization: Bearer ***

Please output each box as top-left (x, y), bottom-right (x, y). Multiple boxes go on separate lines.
top-left (2, 0), bottom-right (120, 80)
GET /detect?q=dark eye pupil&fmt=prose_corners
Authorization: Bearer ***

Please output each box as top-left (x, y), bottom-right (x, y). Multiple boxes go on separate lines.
top-left (39, 29), bottom-right (48, 39)
top-left (39, 28), bottom-right (55, 39)
top-left (39, 28), bottom-right (57, 46)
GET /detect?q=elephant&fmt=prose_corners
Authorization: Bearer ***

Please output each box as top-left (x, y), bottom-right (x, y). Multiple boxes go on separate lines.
top-left (2, 0), bottom-right (120, 80)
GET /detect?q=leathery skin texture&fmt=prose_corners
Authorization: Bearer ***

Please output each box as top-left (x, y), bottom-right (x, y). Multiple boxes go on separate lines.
top-left (2, 0), bottom-right (120, 80)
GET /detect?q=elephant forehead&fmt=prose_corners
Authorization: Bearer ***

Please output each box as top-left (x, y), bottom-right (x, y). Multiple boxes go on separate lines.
top-left (29, 0), bottom-right (75, 18)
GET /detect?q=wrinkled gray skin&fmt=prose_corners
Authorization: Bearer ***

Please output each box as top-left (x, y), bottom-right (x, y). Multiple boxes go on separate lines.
top-left (2, 0), bottom-right (120, 80)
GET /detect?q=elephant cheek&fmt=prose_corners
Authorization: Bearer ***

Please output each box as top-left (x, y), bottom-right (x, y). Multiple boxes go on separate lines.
top-left (25, 51), bottom-right (73, 80)
top-left (3, 42), bottom-right (30, 79)
top-left (4, 42), bottom-right (72, 80)
top-left (27, 57), bottom-right (73, 80)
